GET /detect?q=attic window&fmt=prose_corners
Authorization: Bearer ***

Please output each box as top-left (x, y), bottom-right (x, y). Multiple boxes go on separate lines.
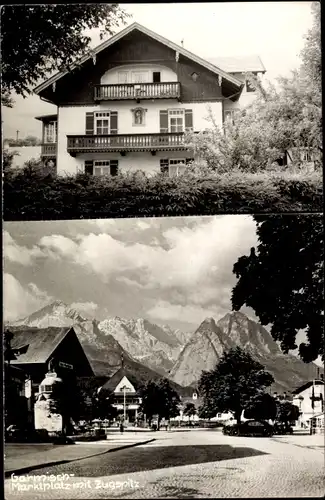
top-left (191, 72), bottom-right (199, 82)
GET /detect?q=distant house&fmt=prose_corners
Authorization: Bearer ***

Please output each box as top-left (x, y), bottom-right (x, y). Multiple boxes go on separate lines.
top-left (33, 22), bottom-right (266, 177)
top-left (8, 326), bottom-right (94, 424)
top-left (99, 367), bottom-right (142, 424)
top-left (171, 389), bottom-right (202, 422)
top-left (292, 379), bottom-right (324, 431)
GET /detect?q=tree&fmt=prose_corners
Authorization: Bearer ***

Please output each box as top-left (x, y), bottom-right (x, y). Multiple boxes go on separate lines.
top-left (198, 347), bottom-right (274, 424)
top-left (139, 378), bottom-right (180, 429)
top-left (244, 393), bottom-right (277, 421)
top-left (183, 402), bottom-right (197, 418)
top-left (232, 214), bottom-right (324, 363)
top-left (183, 402), bottom-right (197, 425)
top-left (185, 3), bottom-right (322, 173)
top-left (276, 400), bottom-right (300, 425)
top-left (1, 5), bottom-right (129, 101)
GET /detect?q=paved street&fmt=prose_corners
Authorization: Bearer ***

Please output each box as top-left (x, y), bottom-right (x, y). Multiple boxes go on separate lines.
top-left (5, 429), bottom-right (324, 499)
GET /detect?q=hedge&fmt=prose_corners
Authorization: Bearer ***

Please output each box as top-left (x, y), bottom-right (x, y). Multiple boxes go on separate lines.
top-left (3, 169), bottom-right (322, 220)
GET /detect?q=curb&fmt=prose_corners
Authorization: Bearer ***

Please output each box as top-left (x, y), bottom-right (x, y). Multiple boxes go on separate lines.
top-left (5, 438), bottom-right (155, 478)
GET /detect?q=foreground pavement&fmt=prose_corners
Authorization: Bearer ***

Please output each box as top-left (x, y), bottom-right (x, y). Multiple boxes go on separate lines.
top-left (5, 429), bottom-right (324, 499)
top-left (5, 432), bottom-right (155, 477)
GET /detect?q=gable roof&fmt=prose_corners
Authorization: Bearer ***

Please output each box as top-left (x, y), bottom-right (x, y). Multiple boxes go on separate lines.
top-left (207, 55), bottom-right (266, 74)
top-left (9, 326), bottom-right (72, 364)
top-left (292, 379), bottom-right (324, 395)
top-left (100, 367), bottom-right (143, 394)
top-left (34, 22), bottom-right (243, 94)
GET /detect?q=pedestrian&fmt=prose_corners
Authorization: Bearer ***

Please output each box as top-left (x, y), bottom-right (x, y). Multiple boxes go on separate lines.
top-left (120, 421), bottom-right (124, 433)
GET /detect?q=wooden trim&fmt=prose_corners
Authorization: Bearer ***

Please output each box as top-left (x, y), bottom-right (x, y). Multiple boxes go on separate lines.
top-left (34, 22), bottom-right (242, 94)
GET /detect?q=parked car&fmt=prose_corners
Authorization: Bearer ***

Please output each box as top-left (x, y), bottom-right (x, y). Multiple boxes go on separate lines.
top-left (6, 424), bottom-right (26, 442)
top-left (273, 422), bottom-right (293, 435)
top-left (223, 419), bottom-right (274, 437)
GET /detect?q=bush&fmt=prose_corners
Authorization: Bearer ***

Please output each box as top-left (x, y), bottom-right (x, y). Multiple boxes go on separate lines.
top-left (3, 167), bottom-right (322, 220)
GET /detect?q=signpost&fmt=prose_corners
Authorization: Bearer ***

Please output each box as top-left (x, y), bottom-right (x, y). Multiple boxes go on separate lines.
top-left (58, 361), bottom-right (73, 370)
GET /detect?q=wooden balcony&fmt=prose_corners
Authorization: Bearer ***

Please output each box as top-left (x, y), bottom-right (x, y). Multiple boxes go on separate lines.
top-left (94, 82), bottom-right (181, 101)
top-left (67, 133), bottom-right (188, 155)
top-left (41, 143), bottom-right (57, 157)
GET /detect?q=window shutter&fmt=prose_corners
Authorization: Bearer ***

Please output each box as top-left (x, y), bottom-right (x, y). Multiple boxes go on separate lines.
top-left (185, 109), bottom-right (193, 131)
top-left (160, 110), bottom-right (168, 133)
top-left (84, 160), bottom-right (93, 175)
top-left (110, 112), bottom-right (118, 134)
top-left (160, 159), bottom-right (169, 174)
top-left (110, 160), bottom-right (119, 176)
top-left (85, 113), bottom-right (94, 135)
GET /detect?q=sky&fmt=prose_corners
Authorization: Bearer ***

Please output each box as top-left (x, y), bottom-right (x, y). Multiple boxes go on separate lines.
top-left (4, 215), bottom-right (258, 330)
top-left (2, 1), bottom-right (314, 139)
top-left (4, 215), bottom-right (323, 366)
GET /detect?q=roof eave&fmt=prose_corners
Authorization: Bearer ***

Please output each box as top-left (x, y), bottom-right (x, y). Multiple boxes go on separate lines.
top-left (34, 22), bottom-right (242, 94)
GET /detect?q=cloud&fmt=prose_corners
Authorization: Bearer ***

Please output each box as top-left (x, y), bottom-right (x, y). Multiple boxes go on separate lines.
top-left (70, 301), bottom-right (98, 317)
top-left (3, 231), bottom-right (44, 265)
top-left (146, 300), bottom-right (227, 326)
top-left (3, 273), bottom-right (53, 322)
top-left (35, 216), bottom-right (257, 300)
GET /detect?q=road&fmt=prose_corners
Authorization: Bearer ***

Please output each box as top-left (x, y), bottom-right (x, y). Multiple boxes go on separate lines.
top-left (5, 429), bottom-right (324, 498)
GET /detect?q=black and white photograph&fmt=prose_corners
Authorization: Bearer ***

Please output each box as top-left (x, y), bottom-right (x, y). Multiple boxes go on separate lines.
top-left (1, 2), bottom-right (324, 499)
top-left (3, 214), bottom-right (324, 498)
top-left (2, 2), bottom-right (322, 218)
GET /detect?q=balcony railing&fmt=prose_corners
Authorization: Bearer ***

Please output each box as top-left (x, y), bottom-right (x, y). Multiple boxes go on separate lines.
top-left (67, 133), bottom-right (188, 154)
top-left (41, 143), bottom-right (57, 156)
top-left (94, 82), bottom-right (181, 101)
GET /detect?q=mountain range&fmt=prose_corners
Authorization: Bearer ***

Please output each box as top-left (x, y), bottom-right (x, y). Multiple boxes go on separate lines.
top-left (11, 301), bottom-right (322, 394)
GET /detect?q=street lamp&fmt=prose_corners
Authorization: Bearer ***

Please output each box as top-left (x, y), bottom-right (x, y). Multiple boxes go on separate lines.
top-left (121, 385), bottom-right (129, 423)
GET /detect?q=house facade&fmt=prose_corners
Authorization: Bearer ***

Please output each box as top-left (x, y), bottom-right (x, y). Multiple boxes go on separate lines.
top-left (7, 326), bottom-right (94, 428)
top-left (292, 379), bottom-right (324, 431)
top-left (99, 367), bottom-right (142, 424)
top-left (34, 22), bottom-right (265, 177)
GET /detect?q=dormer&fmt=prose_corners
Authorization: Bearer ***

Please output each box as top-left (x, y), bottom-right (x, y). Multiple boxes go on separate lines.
top-left (95, 64), bottom-right (180, 102)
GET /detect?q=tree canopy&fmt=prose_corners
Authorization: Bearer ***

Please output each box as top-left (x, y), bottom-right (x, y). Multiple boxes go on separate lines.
top-left (1, 5), bottom-right (129, 104)
top-left (232, 214), bottom-right (324, 363)
top-left (198, 347), bottom-right (274, 424)
top-left (139, 378), bottom-right (180, 428)
top-left (276, 400), bottom-right (300, 424)
top-left (186, 2), bottom-right (321, 173)
top-left (183, 402), bottom-right (197, 418)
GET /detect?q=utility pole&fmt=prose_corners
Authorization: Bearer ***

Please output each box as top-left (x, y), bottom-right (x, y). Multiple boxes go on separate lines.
top-left (16, 130), bottom-right (19, 142)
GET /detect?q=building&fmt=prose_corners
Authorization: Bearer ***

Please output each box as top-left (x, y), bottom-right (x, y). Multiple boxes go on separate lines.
top-left (292, 379), bottom-right (324, 432)
top-left (8, 326), bottom-right (94, 426)
top-left (33, 22), bottom-right (266, 176)
top-left (99, 367), bottom-right (142, 424)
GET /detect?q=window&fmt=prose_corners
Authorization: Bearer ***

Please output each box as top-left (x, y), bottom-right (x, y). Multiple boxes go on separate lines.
top-left (95, 112), bottom-right (110, 135)
top-left (94, 160), bottom-right (118, 176)
top-left (132, 71), bottom-right (149, 83)
top-left (301, 149), bottom-right (313, 162)
top-left (246, 80), bottom-right (256, 92)
top-left (191, 72), bottom-right (199, 82)
top-left (168, 109), bottom-right (185, 132)
top-left (40, 385), bottom-right (52, 392)
top-left (224, 110), bottom-right (238, 124)
top-left (153, 72), bottom-right (161, 83)
top-left (118, 71), bottom-right (128, 84)
top-left (44, 121), bottom-right (57, 143)
top-left (160, 158), bottom-right (193, 177)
